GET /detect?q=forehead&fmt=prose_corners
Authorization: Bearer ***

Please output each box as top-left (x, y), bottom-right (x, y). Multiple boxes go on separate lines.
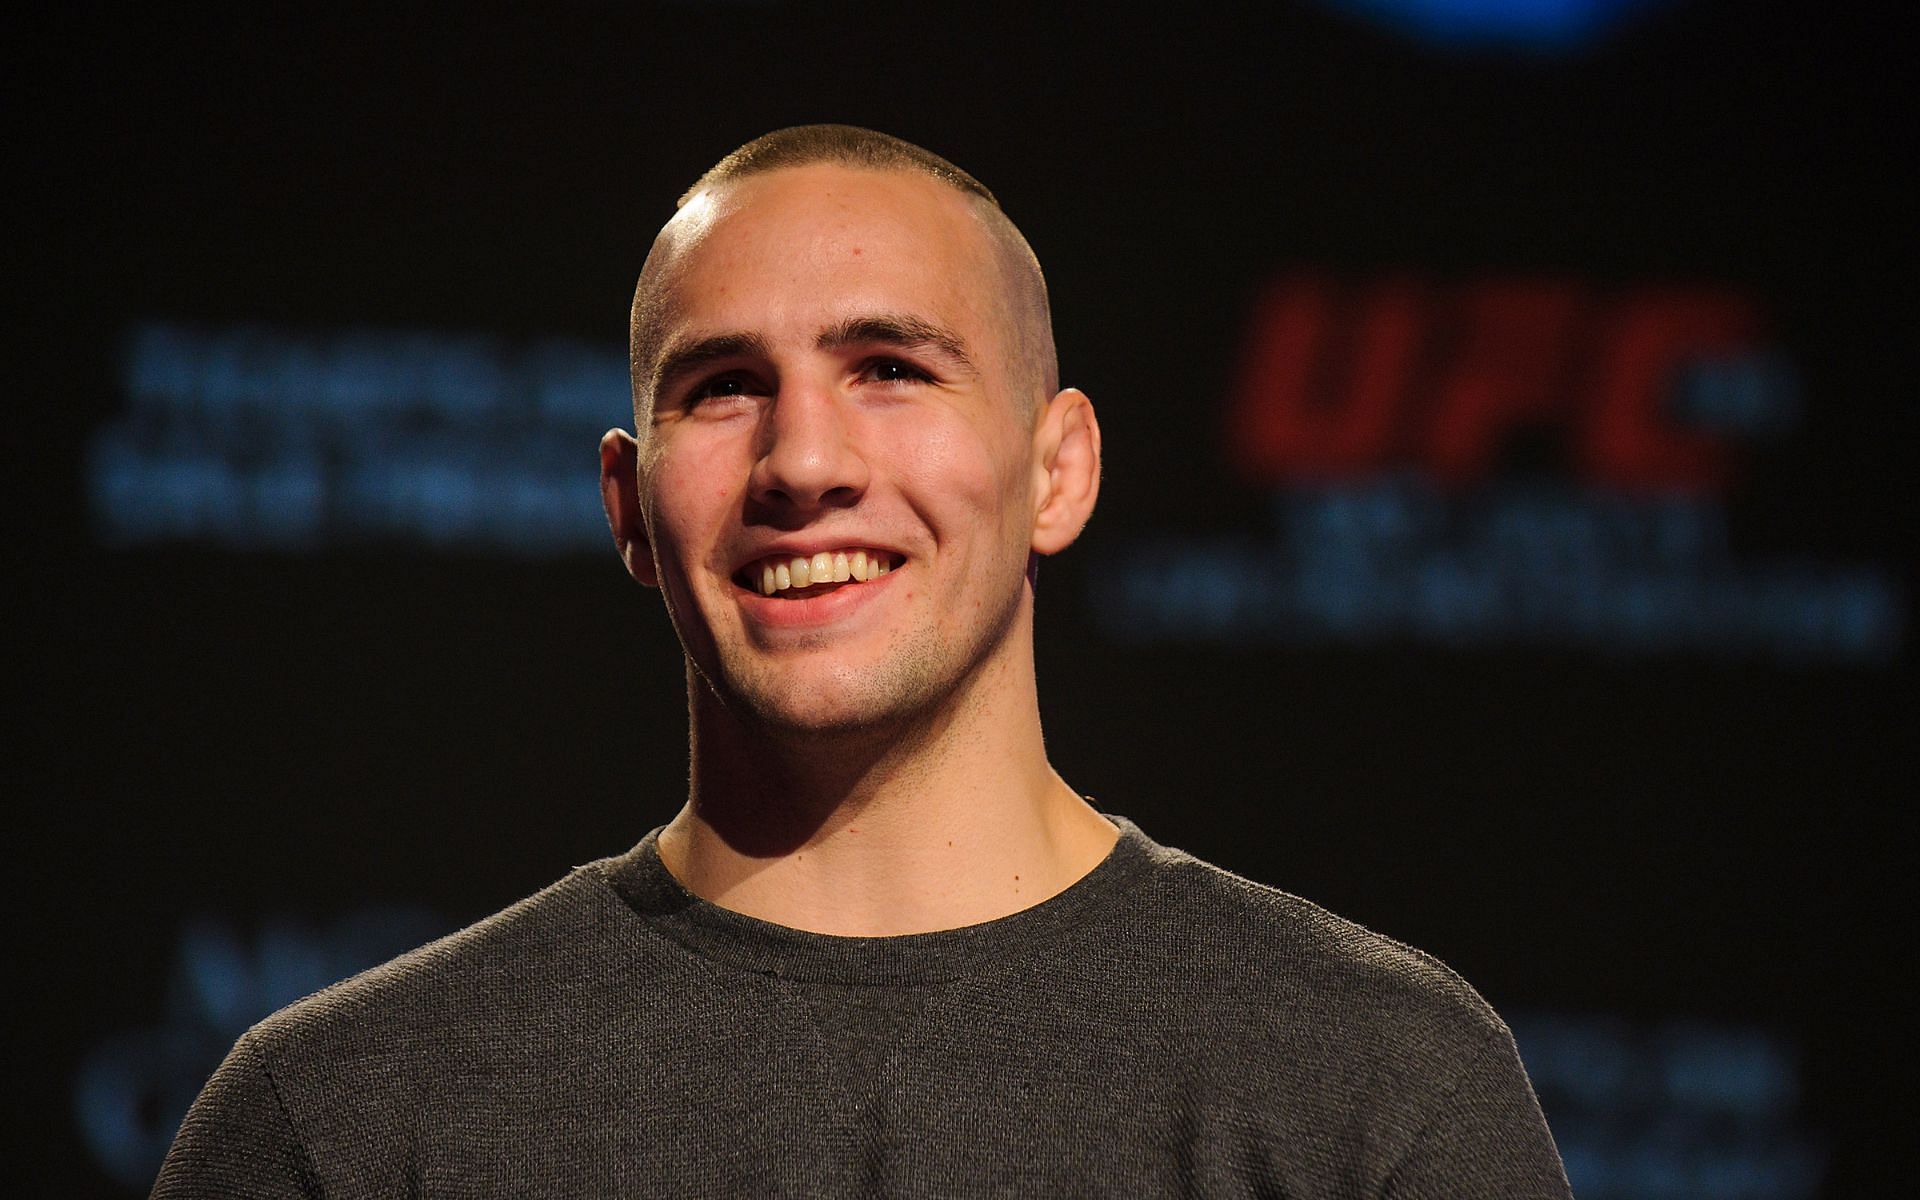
top-left (649, 164), bottom-right (1004, 342)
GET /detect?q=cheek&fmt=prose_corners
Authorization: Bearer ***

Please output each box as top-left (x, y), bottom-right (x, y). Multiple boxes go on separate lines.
top-left (644, 437), bottom-right (746, 567)
top-left (642, 454), bottom-right (734, 650)
top-left (890, 418), bottom-right (1032, 550)
top-left (893, 425), bottom-right (1005, 511)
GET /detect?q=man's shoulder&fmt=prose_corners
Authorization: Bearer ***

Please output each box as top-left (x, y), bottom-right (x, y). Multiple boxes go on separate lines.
top-left (242, 860), bottom-right (627, 1071)
top-left (165, 858), bottom-right (667, 1191)
top-left (1127, 830), bottom-right (1510, 1054)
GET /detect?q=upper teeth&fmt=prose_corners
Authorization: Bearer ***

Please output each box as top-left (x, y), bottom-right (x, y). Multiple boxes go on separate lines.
top-left (753, 549), bottom-right (893, 596)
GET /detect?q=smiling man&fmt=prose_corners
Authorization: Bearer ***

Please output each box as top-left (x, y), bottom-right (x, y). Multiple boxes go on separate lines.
top-left (598, 132), bottom-right (1119, 937)
top-left (156, 126), bottom-right (1570, 1197)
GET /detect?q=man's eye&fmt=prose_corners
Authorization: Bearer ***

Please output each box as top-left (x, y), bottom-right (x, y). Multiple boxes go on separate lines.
top-left (687, 375), bottom-right (756, 406)
top-left (863, 359), bottom-right (930, 385)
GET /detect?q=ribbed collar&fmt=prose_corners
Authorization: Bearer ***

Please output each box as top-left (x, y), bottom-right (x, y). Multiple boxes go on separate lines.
top-left (594, 813), bottom-right (1156, 987)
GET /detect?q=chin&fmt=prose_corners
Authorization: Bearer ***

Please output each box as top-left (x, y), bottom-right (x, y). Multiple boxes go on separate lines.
top-left (707, 654), bottom-right (946, 742)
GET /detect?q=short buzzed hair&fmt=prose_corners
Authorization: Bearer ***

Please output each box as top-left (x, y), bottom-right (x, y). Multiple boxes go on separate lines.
top-left (680, 125), bottom-right (1001, 210)
top-left (630, 125), bottom-right (1058, 425)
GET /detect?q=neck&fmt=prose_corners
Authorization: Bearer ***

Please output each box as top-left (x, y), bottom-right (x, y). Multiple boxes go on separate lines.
top-left (656, 618), bottom-right (1117, 936)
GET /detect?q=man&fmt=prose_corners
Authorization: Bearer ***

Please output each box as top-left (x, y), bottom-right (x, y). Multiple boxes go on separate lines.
top-left (157, 125), bottom-right (1571, 1196)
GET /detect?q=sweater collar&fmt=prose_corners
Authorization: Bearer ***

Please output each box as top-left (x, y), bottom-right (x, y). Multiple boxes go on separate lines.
top-left (594, 812), bottom-right (1158, 986)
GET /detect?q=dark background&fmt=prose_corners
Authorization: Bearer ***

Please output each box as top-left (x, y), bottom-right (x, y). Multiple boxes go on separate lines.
top-left (15, 2), bottom-right (1911, 1194)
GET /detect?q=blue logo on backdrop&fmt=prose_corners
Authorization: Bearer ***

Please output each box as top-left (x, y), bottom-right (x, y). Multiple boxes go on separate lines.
top-left (1510, 1012), bottom-right (1826, 1198)
top-left (1100, 477), bottom-right (1901, 663)
top-left (75, 906), bottom-right (448, 1189)
top-left (89, 324), bottom-right (630, 555)
top-left (1315, 0), bottom-right (1677, 52)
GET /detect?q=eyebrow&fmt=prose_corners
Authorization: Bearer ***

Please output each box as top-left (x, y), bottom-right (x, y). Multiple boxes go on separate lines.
top-left (651, 331), bottom-right (773, 398)
top-left (650, 314), bottom-right (978, 400)
top-left (816, 314), bottom-right (976, 374)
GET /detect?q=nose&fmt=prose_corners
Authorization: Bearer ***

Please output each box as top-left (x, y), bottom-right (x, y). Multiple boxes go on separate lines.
top-left (746, 380), bottom-right (870, 517)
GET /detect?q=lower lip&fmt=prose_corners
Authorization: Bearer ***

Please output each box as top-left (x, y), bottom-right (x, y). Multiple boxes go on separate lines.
top-left (734, 567), bottom-right (902, 628)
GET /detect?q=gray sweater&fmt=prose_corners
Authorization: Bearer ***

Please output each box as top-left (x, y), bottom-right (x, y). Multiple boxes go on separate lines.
top-left (154, 815), bottom-right (1572, 1197)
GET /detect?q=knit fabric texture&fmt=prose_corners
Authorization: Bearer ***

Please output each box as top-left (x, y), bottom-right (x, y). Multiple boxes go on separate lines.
top-left (154, 815), bottom-right (1572, 1197)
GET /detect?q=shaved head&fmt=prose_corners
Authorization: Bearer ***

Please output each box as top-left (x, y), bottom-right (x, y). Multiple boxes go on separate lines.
top-left (629, 125), bottom-right (1057, 427)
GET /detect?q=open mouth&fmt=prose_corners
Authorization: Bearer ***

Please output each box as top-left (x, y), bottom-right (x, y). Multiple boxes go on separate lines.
top-left (734, 549), bottom-right (903, 598)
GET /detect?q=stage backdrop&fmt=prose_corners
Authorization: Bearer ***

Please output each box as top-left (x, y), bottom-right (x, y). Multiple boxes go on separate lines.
top-left (17, 3), bottom-right (1911, 1196)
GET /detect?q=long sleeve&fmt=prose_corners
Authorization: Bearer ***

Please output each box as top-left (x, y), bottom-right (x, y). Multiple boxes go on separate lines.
top-left (1383, 1027), bottom-right (1573, 1199)
top-left (152, 1032), bottom-right (322, 1199)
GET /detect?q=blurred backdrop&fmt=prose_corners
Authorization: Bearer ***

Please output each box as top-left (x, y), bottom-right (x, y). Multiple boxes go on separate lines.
top-left (15, 2), bottom-right (1912, 1195)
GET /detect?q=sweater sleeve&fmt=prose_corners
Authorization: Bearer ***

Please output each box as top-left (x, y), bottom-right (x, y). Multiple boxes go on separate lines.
top-left (1382, 1026), bottom-right (1573, 1200)
top-left (151, 1032), bottom-right (323, 1199)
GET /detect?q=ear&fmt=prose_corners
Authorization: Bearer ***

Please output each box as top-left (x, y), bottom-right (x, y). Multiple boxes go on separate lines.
top-left (1029, 388), bottom-right (1102, 556)
top-left (599, 428), bottom-right (658, 587)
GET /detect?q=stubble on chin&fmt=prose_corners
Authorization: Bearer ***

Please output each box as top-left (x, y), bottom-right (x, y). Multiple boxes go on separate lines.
top-left (697, 623), bottom-right (946, 747)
